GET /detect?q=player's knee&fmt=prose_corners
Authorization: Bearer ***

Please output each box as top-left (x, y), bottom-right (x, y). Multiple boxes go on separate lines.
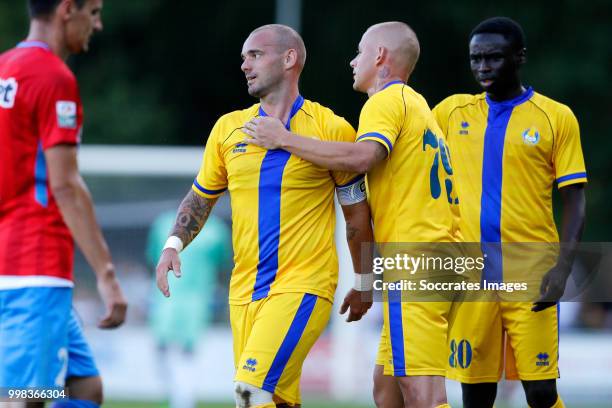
top-left (523, 379), bottom-right (557, 408)
top-left (373, 383), bottom-right (403, 408)
top-left (234, 381), bottom-right (274, 408)
top-left (373, 365), bottom-right (403, 408)
top-left (461, 382), bottom-right (497, 408)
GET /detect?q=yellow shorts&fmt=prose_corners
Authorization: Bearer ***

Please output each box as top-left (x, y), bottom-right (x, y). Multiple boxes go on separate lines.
top-left (375, 324), bottom-right (388, 366)
top-left (447, 301), bottom-right (559, 383)
top-left (230, 292), bottom-right (331, 405)
top-left (378, 299), bottom-right (452, 377)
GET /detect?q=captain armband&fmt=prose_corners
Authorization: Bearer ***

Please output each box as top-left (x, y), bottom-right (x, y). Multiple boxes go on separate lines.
top-left (336, 175), bottom-right (367, 205)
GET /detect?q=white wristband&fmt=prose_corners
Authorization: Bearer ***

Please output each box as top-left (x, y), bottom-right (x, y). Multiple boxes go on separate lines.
top-left (163, 236), bottom-right (184, 253)
top-left (354, 273), bottom-right (374, 291)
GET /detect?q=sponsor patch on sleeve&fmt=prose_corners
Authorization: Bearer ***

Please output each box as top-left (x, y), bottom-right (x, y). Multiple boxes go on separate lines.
top-left (0, 77), bottom-right (18, 109)
top-left (56, 100), bottom-right (77, 129)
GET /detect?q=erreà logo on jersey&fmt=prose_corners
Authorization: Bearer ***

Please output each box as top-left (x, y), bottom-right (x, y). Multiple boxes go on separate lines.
top-left (243, 357), bottom-right (257, 372)
top-left (536, 352), bottom-right (550, 366)
top-left (56, 101), bottom-right (77, 129)
top-left (232, 142), bottom-right (247, 154)
top-left (0, 77), bottom-right (18, 109)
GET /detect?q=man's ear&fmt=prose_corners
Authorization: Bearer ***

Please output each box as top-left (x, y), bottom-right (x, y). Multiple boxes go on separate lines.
top-left (58, 0), bottom-right (75, 22)
top-left (517, 47), bottom-right (527, 65)
top-left (284, 48), bottom-right (298, 70)
top-left (375, 46), bottom-right (388, 66)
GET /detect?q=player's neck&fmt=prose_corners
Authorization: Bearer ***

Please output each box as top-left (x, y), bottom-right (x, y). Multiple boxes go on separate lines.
top-left (368, 75), bottom-right (407, 97)
top-left (26, 20), bottom-right (70, 60)
top-left (259, 86), bottom-right (300, 124)
top-left (487, 83), bottom-right (526, 102)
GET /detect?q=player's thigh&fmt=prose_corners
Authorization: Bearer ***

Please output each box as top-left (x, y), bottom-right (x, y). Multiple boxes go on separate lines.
top-left (234, 293), bottom-right (331, 405)
top-left (0, 287), bottom-right (71, 387)
top-left (373, 363), bottom-right (403, 408)
top-left (383, 300), bottom-right (451, 376)
top-left (501, 302), bottom-right (559, 381)
top-left (396, 374), bottom-right (447, 406)
top-left (447, 301), bottom-right (504, 383)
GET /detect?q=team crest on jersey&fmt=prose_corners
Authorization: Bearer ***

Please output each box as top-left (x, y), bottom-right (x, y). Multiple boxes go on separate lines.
top-left (56, 101), bottom-right (77, 129)
top-left (522, 127), bottom-right (540, 145)
top-left (232, 142), bottom-right (247, 153)
top-left (459, 121), bottom-right (469, 135)
top-left (0, 77), bottom-right (18, 109)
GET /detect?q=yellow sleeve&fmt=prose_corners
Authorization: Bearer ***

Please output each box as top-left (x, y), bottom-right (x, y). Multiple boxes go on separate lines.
top-left (192, 118), bottom-right (228, 198)
top-left (432, 100), bottom-right (451, 136)
top-left (553, 107), bottom-right (587, 188)
top-left (321, 112), bottom-right (362, 187)
top-left (355, 92), bottom-right (402, 155)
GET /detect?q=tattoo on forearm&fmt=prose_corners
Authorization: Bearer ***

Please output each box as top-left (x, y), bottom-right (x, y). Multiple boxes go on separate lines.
top-left (171, 190), bottom-right (217, 246)
top-left (346, 222), bottom-right (358, 241)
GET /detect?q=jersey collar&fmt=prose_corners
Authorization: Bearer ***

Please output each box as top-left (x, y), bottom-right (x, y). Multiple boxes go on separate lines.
top-left (381, 80), bottom-right (405, 90)
top-left (258, 95), bottom-right (305, 130)
top-left (16, 41), bottom-right (52, 51)
top-left (485, 86), bottom-right (534, 108)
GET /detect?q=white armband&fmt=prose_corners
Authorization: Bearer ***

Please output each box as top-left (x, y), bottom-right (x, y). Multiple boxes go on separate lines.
top-left (163, 236), bottom-right (184, 253)
top-left (336, 175), bottom-right (367, 205)
top-left (354, 273), bottom-right (374, 291)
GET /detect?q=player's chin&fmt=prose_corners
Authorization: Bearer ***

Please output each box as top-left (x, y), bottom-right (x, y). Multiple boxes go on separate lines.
top-left (247, 86), bottom-right (264, 98)
top-left (69, 42), bottom-right (87, 54)
top-left (479, 80), bottom-right (498, 93)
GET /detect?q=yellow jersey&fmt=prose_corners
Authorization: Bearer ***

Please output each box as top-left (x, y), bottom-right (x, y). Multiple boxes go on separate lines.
top-left (193, 95), bottom-right (360, 305)
top-left (433, 88), bottom-right (587, 243)
top-left (356, 81), bottom-right (459, 243)
top-left (433, 88), bottom-right (587, 283)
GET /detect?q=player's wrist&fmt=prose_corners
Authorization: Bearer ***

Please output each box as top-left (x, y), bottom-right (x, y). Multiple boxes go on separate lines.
top-left (353, 272), bottom-right (374, 291)
top-left (279, 130), bottom-right (294, 149)
top-left (163, 235), bottom-right (184, 253)
top-left (95, 262), bottom-right (116, 280)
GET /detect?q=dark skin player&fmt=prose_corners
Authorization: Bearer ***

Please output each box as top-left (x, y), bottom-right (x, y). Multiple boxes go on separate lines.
top-left (462, 32), bottom-right (586, 408)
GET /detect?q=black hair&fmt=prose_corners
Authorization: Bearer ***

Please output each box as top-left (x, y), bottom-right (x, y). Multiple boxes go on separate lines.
top-left (28, 0), bottom-right (86, 19)
top-left (470, 17), bottom-right (526, 50)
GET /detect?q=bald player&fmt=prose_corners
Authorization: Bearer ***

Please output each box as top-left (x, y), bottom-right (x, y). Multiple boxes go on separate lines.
top-left (156, 24), bottom-right (373, 408)
top-left (245, 22), bottom-right (458, 408)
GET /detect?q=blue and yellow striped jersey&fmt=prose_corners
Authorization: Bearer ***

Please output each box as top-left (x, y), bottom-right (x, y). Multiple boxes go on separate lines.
top-left (356, 81), bottom-right (459, 243)
top-left (433, 87), bottom-right (587, 244)
top-left (193, 95), bottom-right (360, 305)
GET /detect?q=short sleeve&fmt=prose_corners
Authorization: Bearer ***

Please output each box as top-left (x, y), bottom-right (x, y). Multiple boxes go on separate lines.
top-left (432, 100), bottom-right (451, 136)
top-left (553, 107), bottom-right (587, 188)
top-left (37, 71), bottom-right (82, 150)
top-left (192, 119), bottom-right (229, 198)
top-left (321, 113), bottom-right (362, 186)
top-left (355, 92), bottom-right (402, 155)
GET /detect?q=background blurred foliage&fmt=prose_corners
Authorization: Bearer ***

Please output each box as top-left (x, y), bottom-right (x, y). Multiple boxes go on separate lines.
top-left (1, 0), bottom-right (610, 238)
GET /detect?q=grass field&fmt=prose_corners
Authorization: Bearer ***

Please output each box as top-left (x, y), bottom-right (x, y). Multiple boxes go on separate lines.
top-left (106, 402), bottom-right (368, 408)
top-left (105, 402), bottom-right (611, 408)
